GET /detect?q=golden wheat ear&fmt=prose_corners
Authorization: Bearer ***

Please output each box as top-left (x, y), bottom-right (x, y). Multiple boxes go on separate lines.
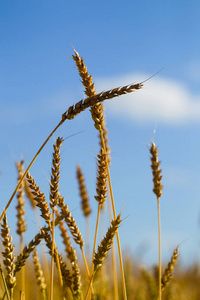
top-left (161, 246), bottom-right (179, 290)
top-left (1, 214), bottom-right (16, 299)
top-left (76, 165), bottom-right (91, 218)
top-left (93, 214), bottom-right (121, 273)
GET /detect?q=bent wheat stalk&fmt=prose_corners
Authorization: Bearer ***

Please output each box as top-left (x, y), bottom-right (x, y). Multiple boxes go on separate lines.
top-left (1, 78), bottom-right (143, 223)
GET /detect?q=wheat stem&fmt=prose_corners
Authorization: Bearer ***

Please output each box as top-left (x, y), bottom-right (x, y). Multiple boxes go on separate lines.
top-left (0, 264), bottom-right (11, 300)
top-left (157, 197), bottom-right (162, 300)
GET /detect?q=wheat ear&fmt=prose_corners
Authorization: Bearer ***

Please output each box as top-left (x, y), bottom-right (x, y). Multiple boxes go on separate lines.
top-left (56, 209), bottom-right (82, 299)
top-left (1, 215), bottom-right (16, 300)
top-left (76, 165), bottom-right (91, 265)
top-left (32, 249), bottom-right (47, 300)
top-left (161, 247), bottom-right (179, 290)
top-left (85, 214), bottom-right (121, 300)
top-left (150, 141), bottom-right (163, 300)
top-left (26, 172), bottom-right (52, 223)
top-left (90, 149), bottom-right (108, 271)
top-left (14, 230), bottom-right (45, 275)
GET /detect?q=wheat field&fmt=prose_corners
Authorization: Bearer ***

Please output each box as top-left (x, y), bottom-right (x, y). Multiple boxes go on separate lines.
top-left (0, 48), bottom-right (199, 300)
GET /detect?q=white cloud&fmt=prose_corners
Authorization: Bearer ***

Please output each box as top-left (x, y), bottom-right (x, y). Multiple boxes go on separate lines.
top-left (95, 74), bottom-right (200, 124)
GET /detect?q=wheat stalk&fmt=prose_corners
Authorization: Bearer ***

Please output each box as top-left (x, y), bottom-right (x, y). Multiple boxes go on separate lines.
top-left (150, 141), bottom-right (163, 300)
top-left (1, 73), bottom-right (142, 224)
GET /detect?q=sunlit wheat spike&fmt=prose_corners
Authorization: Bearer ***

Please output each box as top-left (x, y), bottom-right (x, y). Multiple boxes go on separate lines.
top-left (32, 249), bottom-right (47, 297)
top-left (26, 172), bottom-right (52, 222)
top-left (14, 230), bottom-right (45, 275)
top-left (16, 160), bottom-right (26, 236)
top-left (1, 215), bottom-right (16, 290)
top-left (58, 196), bottom-right (84, 248)
top-left (73, 47), bottom-right (105, 132)
top-left (72, 48), bottom-right (96, 97)
top-left (94, 148), bottom-right (108, 205)
top-left (161, 246), bottom-right (179, 290)
top-left (150, 142), bottom-right (163, 198)
top-left (93, 214), bottom-right (121, 273)
top-left (50, 136), bottom-right (63, 209)
top-left (76, 165), bottom-right (91, 218)
top-left (62, 82), bottom-right (142, 122)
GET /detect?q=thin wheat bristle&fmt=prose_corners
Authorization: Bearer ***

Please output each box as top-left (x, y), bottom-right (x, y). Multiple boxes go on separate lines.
top-left (50, 136), bottom-right (63, 209)
top-left (16, 160), bottom-right (27, 236)
top-left (58, 196), bottom-right (84, 248)
top-left (76, 165), bottom-right (91, 218)
top-left (1, 215), bottom-right (16, 290)
top-left (161, 246), bottom-right (179, 290)
top-left (32, 249), bottom-right (47, 296)
top-left (94, 149), bottom-right (108, 205)
top-left (26, 172), bottom-right (52, 222)
top-left (150, 142), bottom-right (163, 198)
top-left (93, 214), bottom-right (121, 273)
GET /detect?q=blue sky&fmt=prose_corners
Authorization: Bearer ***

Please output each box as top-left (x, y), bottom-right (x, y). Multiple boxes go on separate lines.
top-left (1, 1), bottom-right (200, 268)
